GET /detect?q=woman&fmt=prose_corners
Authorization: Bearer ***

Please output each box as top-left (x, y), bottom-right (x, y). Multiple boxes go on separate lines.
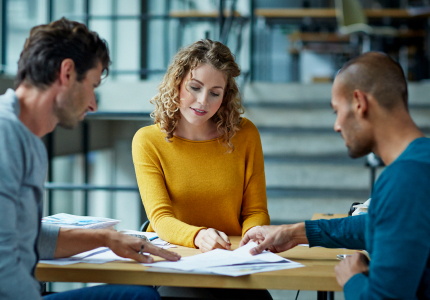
top-left (132, 39), bottom-right (270, 253)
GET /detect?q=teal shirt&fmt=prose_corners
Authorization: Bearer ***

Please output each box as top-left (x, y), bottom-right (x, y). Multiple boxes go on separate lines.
top-left (0, 89), bottom-right (59, 299)
top-left (306, 138), bottom-right (430, 299)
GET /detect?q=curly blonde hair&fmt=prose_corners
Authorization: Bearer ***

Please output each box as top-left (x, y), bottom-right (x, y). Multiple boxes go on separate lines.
top-left (150, 39), bottom-right (244, 152)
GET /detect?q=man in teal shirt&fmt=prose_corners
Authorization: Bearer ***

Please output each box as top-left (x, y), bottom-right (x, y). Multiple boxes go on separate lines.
top-left (241, 52), bottom-right (430, 299)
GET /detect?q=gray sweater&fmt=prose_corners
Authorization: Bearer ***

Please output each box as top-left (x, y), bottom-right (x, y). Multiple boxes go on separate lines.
top-left (0, 89), bottom-right (59, 299)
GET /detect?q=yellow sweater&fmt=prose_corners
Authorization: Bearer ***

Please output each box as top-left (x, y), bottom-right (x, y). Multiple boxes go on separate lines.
top-left (132, 118), bottom-right (270, 248)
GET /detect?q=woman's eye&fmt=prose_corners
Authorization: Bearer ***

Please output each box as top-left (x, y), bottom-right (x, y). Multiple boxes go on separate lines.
top-left (190, 86), bottom-right (200, 91)
top-left (210, 92), bottom-right (220, 97)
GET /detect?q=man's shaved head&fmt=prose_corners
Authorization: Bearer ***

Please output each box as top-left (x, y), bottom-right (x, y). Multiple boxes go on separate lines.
top-left (336, 52), bottom-right (408, 110)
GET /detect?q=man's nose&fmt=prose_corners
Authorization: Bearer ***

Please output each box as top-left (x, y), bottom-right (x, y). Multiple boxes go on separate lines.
top-left (333, 119), bottom-right (341, 133)
top-left (88, 93), bottom-right (98, 112)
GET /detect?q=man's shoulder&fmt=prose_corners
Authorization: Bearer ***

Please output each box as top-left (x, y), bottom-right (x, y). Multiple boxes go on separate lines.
top-left (0, 110), bottom-right (21, 133)
top-left (397, 137), bottom-right (430, 165)
top-left (379, 138), bottom-right (430, 187)
top-left (0, 89), bottom-right (19, 123)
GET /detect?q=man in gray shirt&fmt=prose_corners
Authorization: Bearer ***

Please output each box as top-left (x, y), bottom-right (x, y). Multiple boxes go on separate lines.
top-left (0, 18), bottom-right (180, 300)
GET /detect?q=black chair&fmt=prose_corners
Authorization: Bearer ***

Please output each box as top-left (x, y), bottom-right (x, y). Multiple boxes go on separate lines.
top-left (140, 220), bottom-right (150, 232)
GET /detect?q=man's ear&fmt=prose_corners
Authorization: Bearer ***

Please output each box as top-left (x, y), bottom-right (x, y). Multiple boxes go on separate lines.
top-left (352, 89), bottom-right (369, 117)
top-left (58, 58), bottom-right (76, 86)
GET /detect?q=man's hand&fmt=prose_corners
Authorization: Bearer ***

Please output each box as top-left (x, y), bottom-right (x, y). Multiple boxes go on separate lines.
top-left (54, 228), bottom-right (180, 263)
top-left (194, 228), bottom-right (231, 252)
top-left (240, 223), bottom-right (308, 255)
top-left (335, 252), bottom-right (369, 287)
top-left (104, 230), bottom-right (181, 263)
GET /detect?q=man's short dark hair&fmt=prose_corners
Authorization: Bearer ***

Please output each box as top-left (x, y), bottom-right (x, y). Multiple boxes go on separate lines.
top-left (15, 17), bottom-right (111, 89)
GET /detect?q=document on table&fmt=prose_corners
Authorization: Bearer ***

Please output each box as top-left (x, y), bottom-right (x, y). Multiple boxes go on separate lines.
top-left (39, 241), bottom-right (303, 276)
top-left (39, 247), bottom-right (130, 265)
top-left (42, 213), bottom-right (120, 229)
top-left (143, 242), bottom-right (303, 277)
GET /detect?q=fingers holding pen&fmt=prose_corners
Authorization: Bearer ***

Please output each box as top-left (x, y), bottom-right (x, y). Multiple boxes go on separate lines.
top-left (194, 228), bottom-right (231, 252)
top-left (216, 230), bottom-right (231, 250)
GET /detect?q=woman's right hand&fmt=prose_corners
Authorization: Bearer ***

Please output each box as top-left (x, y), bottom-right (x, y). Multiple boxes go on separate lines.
top-left (194, 228), bottom-right (231, 252)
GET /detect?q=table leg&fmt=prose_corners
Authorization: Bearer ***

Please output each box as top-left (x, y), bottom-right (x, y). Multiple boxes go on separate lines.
top-left (317, 291), bottom-right (334, 300)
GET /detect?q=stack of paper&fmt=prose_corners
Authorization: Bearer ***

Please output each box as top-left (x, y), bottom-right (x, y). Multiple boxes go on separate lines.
top-left (40, 242), bottom-right (303, 277)
top-left (42, 213), bottom-right (120, 229)
top-left (352, 198), bottom-right (371, 216)
top-left (144, 242), bottom-right (303, 277)
top-left (40, 247), bottom-right (128, 265)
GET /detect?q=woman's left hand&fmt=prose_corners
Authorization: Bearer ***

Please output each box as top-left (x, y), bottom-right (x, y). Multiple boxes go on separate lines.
top-left (194, 228), bottom-right (231, 252)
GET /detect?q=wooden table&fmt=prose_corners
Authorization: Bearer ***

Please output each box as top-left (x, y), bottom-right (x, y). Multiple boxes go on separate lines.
top-left (255, 8), bottom-right (430, 19)
top-left (169, 10), bottom-right (241, 18)
top-left (312, 213), bottom-right (348, 220)
top-left (36, 236), bottom-right (357, 292)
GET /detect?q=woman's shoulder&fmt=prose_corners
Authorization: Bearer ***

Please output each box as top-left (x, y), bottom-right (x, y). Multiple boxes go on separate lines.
top-left (135, 123), bottom-right (160, 134)
top-left (232, 118), bottom-right (261, 147)
top-left (133, 124), bottom-right (163, 143)
top-left (238, 118), bottom-right (259, 136)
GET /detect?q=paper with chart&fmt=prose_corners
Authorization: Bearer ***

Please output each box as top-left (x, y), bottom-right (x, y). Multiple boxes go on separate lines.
top-left (42, 213), bottom-right (120, 229)
top-left (144, 242), bottom-right (303, 276)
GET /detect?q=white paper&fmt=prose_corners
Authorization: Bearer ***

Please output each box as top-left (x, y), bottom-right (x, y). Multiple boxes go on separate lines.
top-left (352, 198), bottom-right (371, 216)
top-left (143, 242), bottom-right (303, 276)
top-left (207, 262), bottom-right (303, 276)
top-left (39, 242), bottom-right (303, 276)
top-left (42, 213), bottom-right (120, 229)
top-left (40, 247), bottom-right (131, 265)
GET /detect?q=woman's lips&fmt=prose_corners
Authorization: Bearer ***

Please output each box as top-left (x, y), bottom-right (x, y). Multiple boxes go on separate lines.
top-left (191, 107), bottom-right (207, 116)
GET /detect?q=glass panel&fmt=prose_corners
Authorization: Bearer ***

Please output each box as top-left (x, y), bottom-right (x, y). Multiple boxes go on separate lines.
top-left (52, 0), bottom-right (85, 22)
top-left (5, 0), bottom-right (47, 75)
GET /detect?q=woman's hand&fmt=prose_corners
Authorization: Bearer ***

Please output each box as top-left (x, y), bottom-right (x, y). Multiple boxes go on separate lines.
top-left (194, 228), bottom-right (231, 252)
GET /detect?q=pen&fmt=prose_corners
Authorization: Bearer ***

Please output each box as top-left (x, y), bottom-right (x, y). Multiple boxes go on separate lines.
top-left (149, 236), bottom-right (159, 241)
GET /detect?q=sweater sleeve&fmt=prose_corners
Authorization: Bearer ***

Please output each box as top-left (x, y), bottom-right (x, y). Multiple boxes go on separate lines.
top-left (305, 215), bottom-right (366, 250)
top-left (343, 161), bottom-right (430, 300)
top-left (240, 120), bottom-right (270, 234)
top-left (38, 224), bottom-right (60, 259)
top-left (132, 128), bottom-right (205, 248)
top-left (0, 121), bottom-right (42, 299)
